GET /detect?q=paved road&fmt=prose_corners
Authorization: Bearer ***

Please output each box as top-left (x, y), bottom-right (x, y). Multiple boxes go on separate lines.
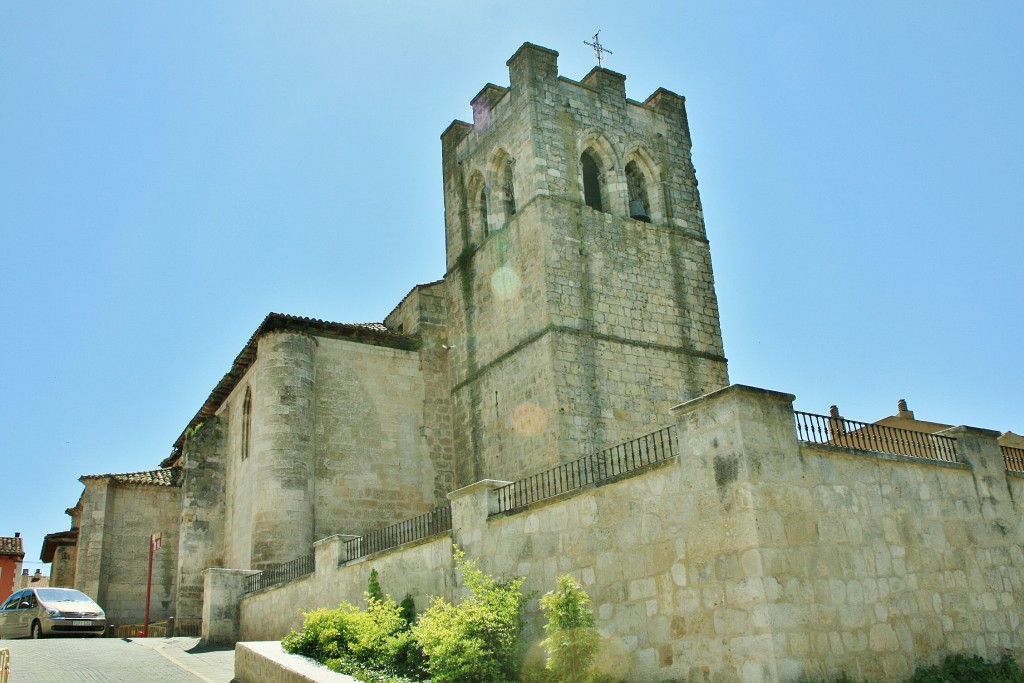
top-left (0, 636), bottom-right (236, 682)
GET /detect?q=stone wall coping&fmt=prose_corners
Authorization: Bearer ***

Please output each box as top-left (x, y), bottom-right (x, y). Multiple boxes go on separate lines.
top-left (506, 41), bottom-right (559, 66)
top-left (938, 425), bottom-right (1004, 439)
top-left (203, 568), bottom-right (261, 577)
top-left (235, 641), bottom-right (357, 683)
top-left (313, 534), bottom-right (360, 548)
top-left (447, 479), bottom-right (513, 501)
top-left (490, 456), bottom-right (679, 520)
top-left (800, 441), bottom-right (971, 471)
top-left (669, 384), bottom-right (796, 418)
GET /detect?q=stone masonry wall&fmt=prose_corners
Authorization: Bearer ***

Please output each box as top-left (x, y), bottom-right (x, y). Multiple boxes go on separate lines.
top-left (177, 415), bottom-right (228, 620)
top-left (311, 336), bottom-right (442, 537)
top-left (202, 330), bottom-right (444, 576)
top-left (238, 535), bottom-right (454, 641)
top-left (668, 385), bottom-right (1024, 682)
top-left (384, 282), bottom-right (456, 505)
top-left (50, 545), bottom-right (77, 588)
top-left (228, 384), bottom-right (1023, 683)
top-left (73, 478), bottom-right (110, 602)
top-left (98, 483), bottom-right (180, 627)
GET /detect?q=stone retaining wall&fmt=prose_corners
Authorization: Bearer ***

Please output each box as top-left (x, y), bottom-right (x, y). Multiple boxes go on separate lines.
top-left (222, 384), bottom-right (1023, 683)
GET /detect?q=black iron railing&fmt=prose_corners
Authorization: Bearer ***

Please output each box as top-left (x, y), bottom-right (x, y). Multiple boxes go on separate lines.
top-left (794, 411), bottom-right (958, 463)
top-left (340, 505), bottom-right (453, 565)
top-left (243, 553), bottom-right (314, 594)
top-left (495, 426), bottom-right (676, 514)
top-left (1003, 446), bottom-right (1024, 473)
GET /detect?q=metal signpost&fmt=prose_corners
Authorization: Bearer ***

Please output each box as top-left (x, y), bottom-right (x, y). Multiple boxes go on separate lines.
top-left (142, 532), bottom-right (162, 637)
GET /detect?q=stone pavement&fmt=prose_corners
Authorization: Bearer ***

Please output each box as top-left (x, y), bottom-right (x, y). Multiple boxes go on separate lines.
top-left (0, 636), bottom-right (236, 682)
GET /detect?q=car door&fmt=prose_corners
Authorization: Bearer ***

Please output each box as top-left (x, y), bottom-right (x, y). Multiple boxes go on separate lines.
top-left (19, 591), bottom-right (38, 636)
top-left (0, 591), bottom-right (25, 638)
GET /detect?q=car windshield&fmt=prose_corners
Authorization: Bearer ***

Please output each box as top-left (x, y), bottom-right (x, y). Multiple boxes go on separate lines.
top-left (36, 588), bottom-right (92, 603)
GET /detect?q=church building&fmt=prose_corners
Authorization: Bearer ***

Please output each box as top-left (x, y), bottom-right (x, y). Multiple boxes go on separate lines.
top-left (42, 43), bottom-right (1022, 683)
top-left (48, 41), bottom-right (729, 627)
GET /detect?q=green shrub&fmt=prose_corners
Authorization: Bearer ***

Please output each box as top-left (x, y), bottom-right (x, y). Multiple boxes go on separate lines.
top-left (905, 653), bottom-right (1024, 683)
top-left (539, 575), bottom-right (600, 683)
top-left (282, 596), bottom-right (426, 680)
top-left (805, 652), bottom-right (1024, 683)
top-left (282, 604), bottom-right (363, 661)
top-left (413, 548), bottom-right (527, 683)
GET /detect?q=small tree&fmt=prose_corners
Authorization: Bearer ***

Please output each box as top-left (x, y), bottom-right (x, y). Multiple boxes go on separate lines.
top-left (540, 575), bottom-right (600, 683)
top-left (368, 568), bottom-right (384, 603)
top-left (399, 593), bottom-right (417, 624)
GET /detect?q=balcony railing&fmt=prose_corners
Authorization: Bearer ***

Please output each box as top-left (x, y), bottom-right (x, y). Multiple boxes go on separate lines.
top-left (340, 504), bottom-right (453, 565)
top-left (1004, 446), bottom-right (1024, 473)
top-left (794, 411), bottom-right (958, 463)
top-left (243, 553), bottom-right (314, 594)
top-left (495, 426), bottom-right (676, 514)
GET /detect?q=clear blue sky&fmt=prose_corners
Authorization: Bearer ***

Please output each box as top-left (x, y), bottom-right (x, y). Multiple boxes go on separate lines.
top-left (2, 2), bottom-right (1021, 569)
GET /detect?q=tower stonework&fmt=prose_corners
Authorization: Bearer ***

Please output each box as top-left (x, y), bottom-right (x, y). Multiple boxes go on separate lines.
top-left (441, 43), bottom-right (729, 486)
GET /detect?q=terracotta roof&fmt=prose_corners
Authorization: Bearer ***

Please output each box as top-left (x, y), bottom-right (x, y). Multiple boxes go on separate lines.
top-left (40, 529), bottom-right (78, 563)
top-left (163, 312), bottom-right (419, 466)
top-left (80, 468), bottom-right (179, 487)
top-left (0, 536), bottom-right (25, 557)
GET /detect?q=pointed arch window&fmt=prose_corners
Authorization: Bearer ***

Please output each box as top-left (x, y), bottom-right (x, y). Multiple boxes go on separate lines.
top-left (502, 161), bottom-right (516, 218)
top-left (479, 185), bottom-right (490, 237)
top-left (626, 161), bottom-right (651, 222)
top-left (581, 150), bottom-right (604, 212)
top-left (241, 386), bottom-right (252, 460)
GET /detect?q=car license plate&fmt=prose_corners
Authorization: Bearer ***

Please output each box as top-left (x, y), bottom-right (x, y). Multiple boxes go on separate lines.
top-left (72, 620), bottom-right (92, 626)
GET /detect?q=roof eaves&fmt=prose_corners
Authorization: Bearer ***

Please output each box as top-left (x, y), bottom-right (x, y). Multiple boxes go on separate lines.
top-left (80, 468), bottom-right (179, 488)
top-left (167, 312), bottom-right (420, 454)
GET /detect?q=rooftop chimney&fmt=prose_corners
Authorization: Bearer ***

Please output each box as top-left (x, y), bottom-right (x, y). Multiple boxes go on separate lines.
top-left (897, 399), bottom-right (914, 419)
top-left (14, 532), bottom-right (19, 538)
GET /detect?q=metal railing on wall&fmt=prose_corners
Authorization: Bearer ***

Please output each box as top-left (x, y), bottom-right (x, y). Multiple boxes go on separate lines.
top-left (243, 553), bottom-right (314, 594)
top-left (340, 505), bottom-right (453, 565)
top-left (794, 411), bottom-right (958, 463)
top-left (1003, 446), bottom-right (1024, 473)
top-left (495, 426), bottom-right (676, 514)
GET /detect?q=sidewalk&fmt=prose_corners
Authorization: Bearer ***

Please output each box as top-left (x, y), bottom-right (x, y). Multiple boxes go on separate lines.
top-left (0, 636), bottom-right (236, 683)
top-left (130, 637), bottom-right (237, 682)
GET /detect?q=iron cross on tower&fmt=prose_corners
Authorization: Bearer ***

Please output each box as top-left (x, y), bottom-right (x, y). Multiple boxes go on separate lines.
top-left (584, 31), bottom-right (612, 68)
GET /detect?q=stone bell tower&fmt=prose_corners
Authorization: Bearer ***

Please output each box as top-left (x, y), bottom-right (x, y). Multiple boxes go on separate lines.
top-left (440, 43), bottom-right (729, 486)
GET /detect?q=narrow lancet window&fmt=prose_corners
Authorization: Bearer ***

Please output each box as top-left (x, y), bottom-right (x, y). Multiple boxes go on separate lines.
top-left (503, 162), bottom-right (516, 218)
top-left (581, 151), bottom-right (603, 212)
top-left (479, 186), bottom-right (489, 236)
top-left (241, 386), bottom-right (252, 460)
top-left (626, 161), bottom-right (651, 222)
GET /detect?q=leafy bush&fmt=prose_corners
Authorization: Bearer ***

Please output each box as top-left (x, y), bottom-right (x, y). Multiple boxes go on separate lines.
top-left (282, 604), bottom-right (363, 661)
top-left (905, 653), bottom-right (1024, 683)
top-left (283, 593), bottom-right (425, 680)
top-left (539, 575), bottom-right (601, 683)
top-left (412, 548), bottom-right (527, 683)
top-left (805, 652), bottom-right (1024, 683)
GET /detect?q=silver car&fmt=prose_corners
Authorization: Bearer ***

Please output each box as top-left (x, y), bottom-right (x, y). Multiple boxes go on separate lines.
top-left (0, 587), bottom-right (106, 638)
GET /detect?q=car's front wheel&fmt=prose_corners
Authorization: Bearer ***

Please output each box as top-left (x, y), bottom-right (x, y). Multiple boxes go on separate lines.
top-left (30, 620), bottom-right (43, 639)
